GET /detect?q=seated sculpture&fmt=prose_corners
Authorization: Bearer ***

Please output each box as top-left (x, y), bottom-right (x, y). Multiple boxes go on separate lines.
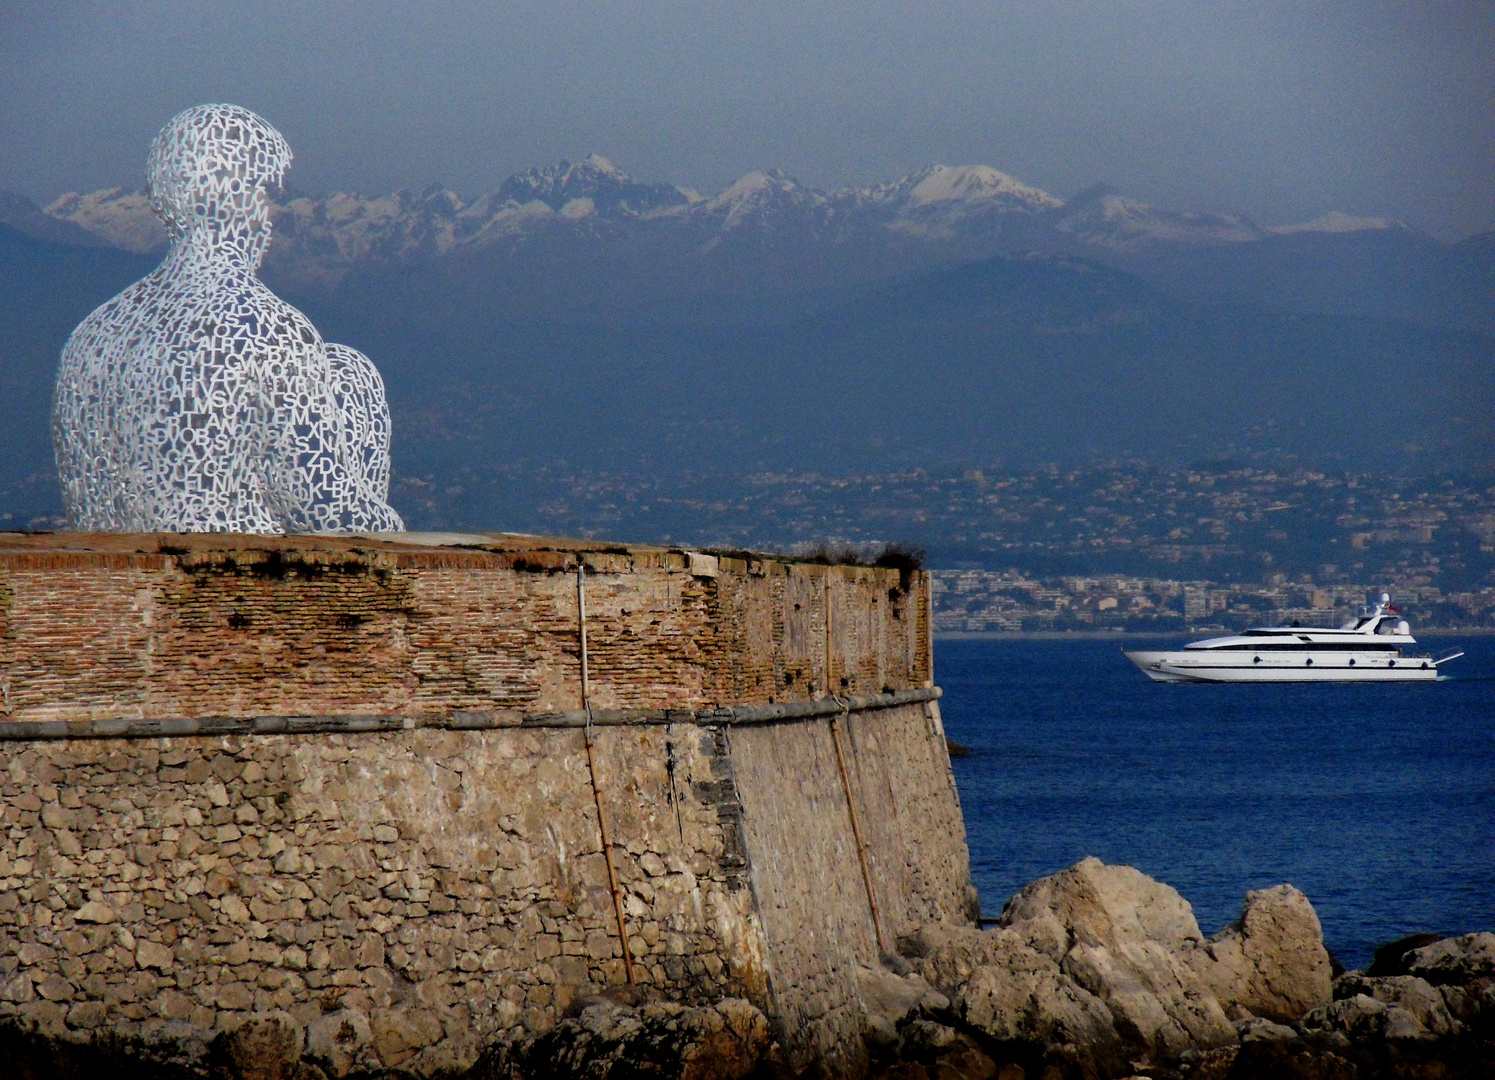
top-left (53, 103), bottom-right (404, 534)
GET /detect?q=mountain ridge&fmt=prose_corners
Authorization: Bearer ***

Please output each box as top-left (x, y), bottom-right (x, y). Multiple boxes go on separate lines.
top-left (9, 155), bottom-right (1478, 335)
top-left (7, 156), bottom-right (1418, 264)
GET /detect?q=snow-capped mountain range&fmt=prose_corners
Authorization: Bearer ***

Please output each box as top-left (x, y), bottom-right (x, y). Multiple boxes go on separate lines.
top-left (13, 154), bottom-right (1473, 339)
top-left (21, 155), bottom-right (1403, 283)
top-left (1, 153), bottom-right (1487, 526)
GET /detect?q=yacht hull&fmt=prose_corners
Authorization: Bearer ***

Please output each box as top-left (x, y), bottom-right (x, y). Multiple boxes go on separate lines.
top-left (1124, 650), bottom-right (1440, 683)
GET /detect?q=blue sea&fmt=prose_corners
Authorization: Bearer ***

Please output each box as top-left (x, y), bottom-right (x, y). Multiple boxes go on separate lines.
top-left (936, 635), bottom-right (1495, 969)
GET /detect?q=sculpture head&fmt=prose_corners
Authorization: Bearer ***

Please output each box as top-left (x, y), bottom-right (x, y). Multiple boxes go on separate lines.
top-left (146, 104), bottom-right (292, 266)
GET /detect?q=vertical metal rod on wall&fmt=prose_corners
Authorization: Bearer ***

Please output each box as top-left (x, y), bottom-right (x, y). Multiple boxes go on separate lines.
top-left (830, 712), bottom-right (889, 956)
top-left (578, 563), bottom-right (636, 985)
top-left (578, 563), bottom-right (591, 706)
top-left (823, 571), bottom-right (835, 699)
top-left (824, 572), bottom-right (890, 956)
top-left (922, 569), bottom-right (935, 688)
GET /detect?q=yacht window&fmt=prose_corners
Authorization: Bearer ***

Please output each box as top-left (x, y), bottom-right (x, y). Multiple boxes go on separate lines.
top-left (1208, 643), bottom-right (1396, 651)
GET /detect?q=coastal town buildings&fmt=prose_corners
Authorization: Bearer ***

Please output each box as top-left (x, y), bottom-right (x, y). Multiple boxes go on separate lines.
top-left (931, 569), bottom-right (1495, 632)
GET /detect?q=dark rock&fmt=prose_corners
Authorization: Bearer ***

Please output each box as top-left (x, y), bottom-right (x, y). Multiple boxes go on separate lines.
top-left (1234, 1016), bottom-right (1299, 1043)
top-left (872, 1022), bottom-right (999, 1080)
top-left (858, 962), bottom-right (948, 1053)
top-left (0, 1018), bottom-right (207, 1080)
top-left (1438, 979), bottom-right (1495, 1030)
top-left (304, 1009), bottom-right (373, 1078)
top-left (1181, 1045), bottom-right (1240, 1080)
top-left (1326, 948), bottom-right (1345, 980)
top-left (1366, 933), bottom-right (1445, 977)
top-left (1331, 974), bottom-right (1457, 1037)
top-left (480, 997), bottom-right (770, 1080)
top-left (1404, 933), bottom-right (1495, 986)
top-left (208, 1012), bottom-right (304, 1080)
top-left (1226, 1038), bottom-right (1359, 1079)
top-left (897, 1018), bottom-right (963, 1057)
top-left (927, 1044), bottom-right (999, 1079)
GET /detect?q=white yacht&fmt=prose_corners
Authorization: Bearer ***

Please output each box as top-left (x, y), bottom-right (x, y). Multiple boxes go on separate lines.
top-left (1125, 594), bottom-right (1463, 683)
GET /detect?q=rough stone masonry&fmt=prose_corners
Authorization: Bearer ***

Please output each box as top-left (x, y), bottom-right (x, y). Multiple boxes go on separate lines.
top-left (0, 532), bottom-right (974, 1077)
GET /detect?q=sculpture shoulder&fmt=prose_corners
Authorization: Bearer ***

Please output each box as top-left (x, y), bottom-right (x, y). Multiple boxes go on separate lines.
top-left (61, 271), bottom-right (164, 354)
top-left (60, 266), bottom-right (321, 355)
top-left (326, 341), bottom-right (372, 363)
top-left (235, 280), bottom-right (327, 351)
top-left (325, 341), bottom-right (382, 379)
top-left (143, 272), bottom-right (328, 360)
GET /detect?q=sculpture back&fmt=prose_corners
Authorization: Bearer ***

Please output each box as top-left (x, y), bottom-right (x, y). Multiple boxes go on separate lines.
top-left (53, 104), bottom-right (403, 534)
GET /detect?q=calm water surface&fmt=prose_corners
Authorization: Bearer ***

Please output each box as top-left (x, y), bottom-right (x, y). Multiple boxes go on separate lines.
top-left (936, 635), bottom-right (1495, 969)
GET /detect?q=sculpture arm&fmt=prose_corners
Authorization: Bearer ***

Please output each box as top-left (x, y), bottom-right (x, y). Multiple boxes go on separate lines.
top-left (326, 342), bottom-right (394, 501)
top-left (53, 283), bottom-right (156, 531)
top-left (260, 307), bottom-right (403, 533)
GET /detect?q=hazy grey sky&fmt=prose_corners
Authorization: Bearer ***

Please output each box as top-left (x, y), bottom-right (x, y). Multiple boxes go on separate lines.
top-left (2, 1), bottom-right (1490, 238)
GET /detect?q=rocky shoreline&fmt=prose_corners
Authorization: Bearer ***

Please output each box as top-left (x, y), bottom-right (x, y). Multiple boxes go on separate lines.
top-left (856, 859), bottom-right (1494, 1080)
top-left (4, 857), bottom-right (1489, 1079)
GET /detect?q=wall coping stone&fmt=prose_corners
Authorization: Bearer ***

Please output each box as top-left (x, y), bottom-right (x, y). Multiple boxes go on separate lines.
top-left (0, 687), bottom-right (940, 740)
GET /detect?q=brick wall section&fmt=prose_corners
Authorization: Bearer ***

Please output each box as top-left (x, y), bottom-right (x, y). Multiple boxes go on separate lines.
top-left (0, 534), bottom-right (929, 722)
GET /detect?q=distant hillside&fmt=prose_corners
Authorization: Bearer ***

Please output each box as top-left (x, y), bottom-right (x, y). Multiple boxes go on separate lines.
top-left (1115, 226), bottom-right (1495, 335)
top-left (310, 250), bottom-right (1491, 501)
top-left (1, 156), bottom-right (1491, 529)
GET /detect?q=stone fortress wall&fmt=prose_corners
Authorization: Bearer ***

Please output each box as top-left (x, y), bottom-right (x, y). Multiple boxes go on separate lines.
top-left (0, 532), bottom-right (973, 1076)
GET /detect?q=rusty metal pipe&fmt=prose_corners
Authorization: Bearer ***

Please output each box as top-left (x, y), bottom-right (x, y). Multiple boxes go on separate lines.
top-left (824, 572), bottom-right (890, 956)
top-left (578, 563), bottom-right (637, 985)
top-left (830, 708), bottom-right (889, 957)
